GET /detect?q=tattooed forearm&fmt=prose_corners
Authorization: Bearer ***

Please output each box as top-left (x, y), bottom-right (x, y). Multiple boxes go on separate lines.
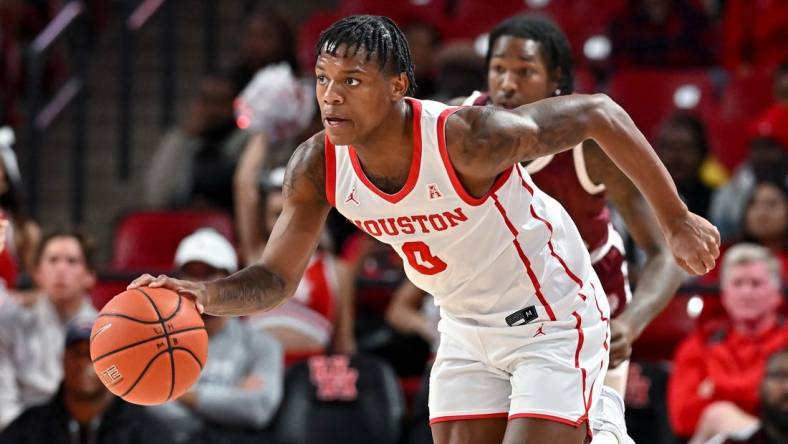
top-left (522, 97), bottom-right (593, 159)
top-left (206, 264), bottom-right (287, 316)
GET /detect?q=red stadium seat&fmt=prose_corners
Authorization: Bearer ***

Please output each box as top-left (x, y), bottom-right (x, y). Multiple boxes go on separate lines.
top-left (338, 0), bottom-right (448, 26)
top-left (298, 11), bottom-right (341, 72)
top-left (720, 68), bottom-right (774, 122)
top-left (91, 278), bottom-right (130, 310)
top-left (111, 209), bottom-right (234, 272)
top-left (706, 114), bottom-right (751, 170)
top-left (607, 69), bottom-right (718, 139)
top-left (632, 294), bottom-right (698, 361)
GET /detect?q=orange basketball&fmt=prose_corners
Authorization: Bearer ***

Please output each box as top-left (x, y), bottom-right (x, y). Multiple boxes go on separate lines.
top-left (90, 287), bottom-right (208, 405)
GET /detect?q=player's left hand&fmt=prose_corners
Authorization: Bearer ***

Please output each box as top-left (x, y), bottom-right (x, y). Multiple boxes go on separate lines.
top-left (663, 211), bottom-right (720, 275)
top-left (609, 318), bottom-right (635, 369)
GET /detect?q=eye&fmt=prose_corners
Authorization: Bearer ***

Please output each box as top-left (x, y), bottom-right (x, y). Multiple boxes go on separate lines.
top-left (493, 65), bottom-right (505, 74)
top-left (316, 74), bottom-right (328, 85)
top-left (520, 69), bottom-right (533, 77)
top-left (345, 78), bottom-right (360, 86)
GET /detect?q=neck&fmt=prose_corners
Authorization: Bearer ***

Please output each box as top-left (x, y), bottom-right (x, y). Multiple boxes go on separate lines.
top-left (734, 313), bottom-right (777, 336)
top-left (352, 100), bottom-right (412, 170)
top-left (65, 391), bottom-right (112, 425)
top-left (53, 296), bottom-right (84, 322)
top-left (764, 422), bottom-right (788, 444)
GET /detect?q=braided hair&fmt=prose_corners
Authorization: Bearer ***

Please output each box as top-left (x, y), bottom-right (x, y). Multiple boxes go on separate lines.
top-left (316, 15), bottom-right (417, 96)
top-left (487, 15), bottom-right (574, 96)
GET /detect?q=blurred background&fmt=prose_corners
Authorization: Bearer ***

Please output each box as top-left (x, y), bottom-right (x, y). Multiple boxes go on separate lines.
top-left (0, 1), bottom-right (786, 444)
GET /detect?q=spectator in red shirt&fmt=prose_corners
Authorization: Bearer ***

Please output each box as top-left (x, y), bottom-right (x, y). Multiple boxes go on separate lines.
top-left (710, 347), bottom-right (788, 444)
top-left (723, 0), bottom-right (788, 71)
top-left (668, 243), bottom-right (787, 443)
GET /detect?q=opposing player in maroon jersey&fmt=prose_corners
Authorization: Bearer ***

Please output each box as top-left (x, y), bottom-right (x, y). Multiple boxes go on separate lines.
top-left (130, 15), bottom-right (718, 444)
top-left (462, 14), bottom-right (683, 389)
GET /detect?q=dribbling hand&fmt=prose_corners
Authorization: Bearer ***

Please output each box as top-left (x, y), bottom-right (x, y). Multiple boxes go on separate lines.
top-left (663, 211), bottom-right (721, 275)
top-left (127, 274), bottom-right (208, 314)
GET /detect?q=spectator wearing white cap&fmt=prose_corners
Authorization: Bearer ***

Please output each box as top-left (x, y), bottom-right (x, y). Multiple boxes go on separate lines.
top-left (148, 228), bottom-right (283, 444)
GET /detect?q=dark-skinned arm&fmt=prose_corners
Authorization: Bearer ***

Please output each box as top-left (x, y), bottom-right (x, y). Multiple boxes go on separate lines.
top-left (129, 133), bottom-right (332, 316)
top-left (584, 140), bottom-right (684, 368)
top-left (445, 94), bottom-right (720, 276)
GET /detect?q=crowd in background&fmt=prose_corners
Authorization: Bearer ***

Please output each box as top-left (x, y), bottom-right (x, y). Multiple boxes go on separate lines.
top-left (0, 1), bottom-right (786, 443)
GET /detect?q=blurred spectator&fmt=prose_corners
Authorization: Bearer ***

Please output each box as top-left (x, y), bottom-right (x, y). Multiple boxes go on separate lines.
top-left (710, 105), bottom-right (788, 240)
top-left (610, 0), bottom-right (717, 68)
top-left (144, 74), bottom-right (250, 212)
top-left (244, 169), bottom-right (355, 358)
top-left (149, 228), bottom-right (283, 443)
top-left (227, 10), bottom-right (298, 94)
top-left (668, 243), bottom-right (787, 443)
top-left (0, 229), bottom-right (97, 429)
top-left (739, 179), bottom-right (788, 274)
top-left (403, 20), bottom-right (441, 99)
top-left (722, 0), bottom-right (788, 71)
top-left (0, 124), bottom-right (40, 281)
top-left (384, 280), bottom-right (438, 352)
top-left (0, 317), bottom-right (174, 444)
top-left (709, 347), bottom-right (788, 444)
top-left (774, 61), bottom-right (788, 104)
top-left (429, 42), bottom-right (486, 103)
top-left (654, 113), bottom-right (714, 217)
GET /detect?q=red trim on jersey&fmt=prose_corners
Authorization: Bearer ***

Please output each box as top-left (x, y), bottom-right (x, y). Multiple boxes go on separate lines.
top-left (492, 193), bottom-right (557, 321)
top-left (516, 167), bottom-right (584, 288)
top-left (436, 107), bottom-right (513, 206)
top-left (508, 413), bottom-right (588, 428)
top-left (324, 135), bottom-right (336, 207)
top-left (429, 412), bottom-right (509, 425)
top-left (347, 98), bottom-right (422, 204)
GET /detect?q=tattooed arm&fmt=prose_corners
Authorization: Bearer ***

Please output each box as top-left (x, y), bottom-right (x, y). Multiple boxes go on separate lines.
top-left (129, 132), bottom-right (332, 316)
top-left (444, 94), bottom-right (720, 275)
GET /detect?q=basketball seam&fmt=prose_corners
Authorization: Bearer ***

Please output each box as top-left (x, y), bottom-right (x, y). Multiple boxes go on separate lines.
top-left (120, 349), bottom-right (170, 398)
top-left (97, 293), bottom-right (184, 324)
top-left (136, 288), bottom-right (177, 402)
top-left (171, 347), bottom-right (205, 370)
top-left (90, 326), bottom-right (207, 364)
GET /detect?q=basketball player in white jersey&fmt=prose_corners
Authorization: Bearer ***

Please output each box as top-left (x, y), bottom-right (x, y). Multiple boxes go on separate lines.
top-left (130, 15), bottom-right (720, 444)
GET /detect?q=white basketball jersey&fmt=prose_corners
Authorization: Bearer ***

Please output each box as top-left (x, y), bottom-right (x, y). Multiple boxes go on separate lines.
top-left (326, 98), bottom-right (603, 326)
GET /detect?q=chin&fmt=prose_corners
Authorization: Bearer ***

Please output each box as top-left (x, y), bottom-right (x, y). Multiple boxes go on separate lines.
top-left (325, 130), bottom-right (356, 146)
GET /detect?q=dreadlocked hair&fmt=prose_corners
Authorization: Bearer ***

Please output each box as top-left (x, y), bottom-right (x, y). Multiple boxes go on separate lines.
top-left (487, 15), bottom-right (574, 96)
top-left (316, 15), bottom-right (417, 96)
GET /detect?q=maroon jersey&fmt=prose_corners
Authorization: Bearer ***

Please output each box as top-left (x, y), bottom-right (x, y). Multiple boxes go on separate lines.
top-left (465, 91), bottom-right (632, 317)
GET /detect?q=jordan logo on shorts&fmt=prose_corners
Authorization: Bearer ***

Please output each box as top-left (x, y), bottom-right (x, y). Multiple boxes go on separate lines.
top-left (533, 324), bottom-right (546, 337)
top-left (345, 187), bottom-right (360, 206)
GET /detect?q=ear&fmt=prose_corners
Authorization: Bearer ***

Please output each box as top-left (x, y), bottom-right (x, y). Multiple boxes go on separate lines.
top-left (549, 66), bottom-right (564, 94)
top-left (389, 72), bottom-right (409, 101)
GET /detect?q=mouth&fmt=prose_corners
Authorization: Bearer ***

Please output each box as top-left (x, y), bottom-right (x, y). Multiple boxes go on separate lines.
top-left (324, 117), bottom-right (350, 128)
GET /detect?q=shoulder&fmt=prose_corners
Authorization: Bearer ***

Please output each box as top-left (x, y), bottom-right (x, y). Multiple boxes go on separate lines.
top-left (283, 131), bottom-right (329, 204)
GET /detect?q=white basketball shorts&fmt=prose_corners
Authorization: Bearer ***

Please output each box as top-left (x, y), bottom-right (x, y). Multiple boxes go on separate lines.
top-left (428, 281), bottom-right (610, 435)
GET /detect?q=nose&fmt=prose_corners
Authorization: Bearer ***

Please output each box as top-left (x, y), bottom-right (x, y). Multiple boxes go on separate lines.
top-left (321, 81), bottom-right (344, 105)
top-left (499, 72), bottom-right (518, 96)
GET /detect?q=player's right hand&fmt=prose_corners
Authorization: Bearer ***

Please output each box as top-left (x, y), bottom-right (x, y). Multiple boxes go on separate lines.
top-left (127, 274), bottom-right (207, 314)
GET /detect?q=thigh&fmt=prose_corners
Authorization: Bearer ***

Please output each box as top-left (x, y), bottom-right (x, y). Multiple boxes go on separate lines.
top-left (503, 417), bottom-right (589, 444)
top-left (432, 418), bottom-right (508, 444)
top-left (429, 332), bottom-right (511, 423)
